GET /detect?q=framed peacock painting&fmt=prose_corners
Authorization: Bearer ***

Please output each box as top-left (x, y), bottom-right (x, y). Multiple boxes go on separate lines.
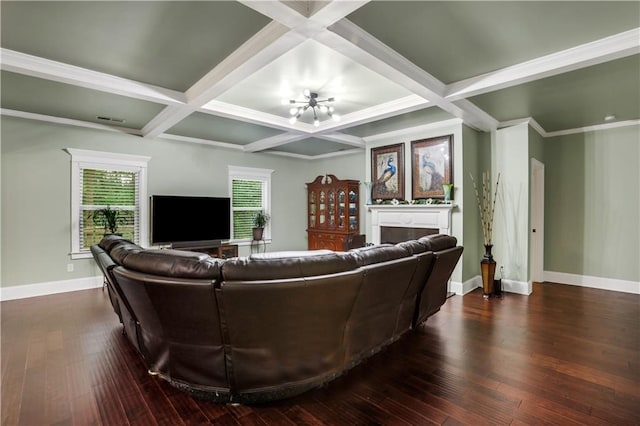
top-left (371, 143), bottom-right (405, 200)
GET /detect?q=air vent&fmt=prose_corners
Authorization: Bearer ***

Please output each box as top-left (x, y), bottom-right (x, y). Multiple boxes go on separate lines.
top-left (96, 116), bottom-right (126, 124)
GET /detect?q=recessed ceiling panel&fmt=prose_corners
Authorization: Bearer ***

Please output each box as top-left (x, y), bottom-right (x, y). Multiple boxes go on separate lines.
top-left (217, 39), bottom-right (413, 125)
top-left (0, 2), bottom-right (270, 91)
top-left (1, 71), bottom-right (164, 129)
top-left (469, 55), bottom-right (640, 132)
top-left (343, 107), bottom-right (455, 138)
top-left (269, 138), bottom-right (360, 156)
top-left (167, 112), bottom-right (283, 145)
top-left (348, 2), bottom-right (640, 84)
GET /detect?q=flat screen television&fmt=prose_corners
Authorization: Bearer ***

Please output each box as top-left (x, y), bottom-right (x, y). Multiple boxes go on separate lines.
top-left (150, 195), bottom-right (231, 246)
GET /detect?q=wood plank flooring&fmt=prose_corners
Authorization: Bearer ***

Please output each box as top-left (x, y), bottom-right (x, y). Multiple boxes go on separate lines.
top-left (2, 282), bottom-right (638, 425)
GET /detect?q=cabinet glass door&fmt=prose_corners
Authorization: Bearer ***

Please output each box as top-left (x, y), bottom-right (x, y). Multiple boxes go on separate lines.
top-left (319, 191), bottom-right (326, 225)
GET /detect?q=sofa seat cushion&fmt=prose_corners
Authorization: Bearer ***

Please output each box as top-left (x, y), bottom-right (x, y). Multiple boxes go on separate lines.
top-left (222, 250), bottom-right (359, 281)
top-left (120, 249), bottom-right (223, 280)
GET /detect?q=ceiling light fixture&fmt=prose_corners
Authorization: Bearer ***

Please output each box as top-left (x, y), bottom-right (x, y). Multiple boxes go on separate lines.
top-left (287, 89), bottom-right (340, 127)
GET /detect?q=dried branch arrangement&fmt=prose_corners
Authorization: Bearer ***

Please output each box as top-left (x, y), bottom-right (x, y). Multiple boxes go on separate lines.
top-left (470, 171), bottom-right (500, 246)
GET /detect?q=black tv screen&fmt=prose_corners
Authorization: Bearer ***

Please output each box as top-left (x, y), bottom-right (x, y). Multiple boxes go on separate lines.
top-left (151, 195), bottom-right (231, 244)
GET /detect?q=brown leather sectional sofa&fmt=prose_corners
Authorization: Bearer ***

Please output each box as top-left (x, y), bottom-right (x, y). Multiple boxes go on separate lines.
top-left (91, 234), bottom-right (463, 403)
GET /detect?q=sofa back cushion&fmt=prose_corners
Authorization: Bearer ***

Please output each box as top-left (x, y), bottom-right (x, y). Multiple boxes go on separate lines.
top-left (221, 250), bottom-right (359, 281)
top-left (119, 249), bottom-right (223, 280)
top-left (350, 244), bottom-right (409, 266)
top-left (419, 234), bottom-right (457, 252)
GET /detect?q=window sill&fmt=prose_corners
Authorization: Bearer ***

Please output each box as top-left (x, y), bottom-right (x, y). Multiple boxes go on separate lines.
top-left (71, 251), bottom-right (93, 260)
top-left (231, 239), bottom-right (272, 247)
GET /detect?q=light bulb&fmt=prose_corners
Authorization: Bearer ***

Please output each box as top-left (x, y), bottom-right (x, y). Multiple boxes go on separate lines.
top-left (303, 89), bottom-right (310, 97)
top-left (329, 106), bottom-right (335, 113)
top-left (332, 114), bottom-right (340, 122)
top-left (314, 118), bottom-right (320, 127)
top-left (320, 105), bottom-right (328, 113)
top-left (289, 107), bottom-right (298, 115)
top-left (289, 116), bottom-right (297, 124)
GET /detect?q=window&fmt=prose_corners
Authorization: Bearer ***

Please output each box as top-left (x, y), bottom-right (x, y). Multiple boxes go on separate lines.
top-left (228, 166), bottom-right (273, 241)
top-left (66, 149), bottom-right (150, 259)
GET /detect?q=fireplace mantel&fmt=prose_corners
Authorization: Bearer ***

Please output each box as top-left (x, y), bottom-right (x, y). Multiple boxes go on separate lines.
top-left (368, 204), bottom-right (456, 244)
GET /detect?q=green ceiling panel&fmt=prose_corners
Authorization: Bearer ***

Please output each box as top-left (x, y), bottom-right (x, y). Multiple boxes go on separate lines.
top-left (1, 2), bottom-right (270, 91)
top-left (1, 71), bottom-right (164, 129)
top-left (167, 112), bottom-right (283, 145)
top-left (469, 55), bottom-right (640, 132)
top-left (270, 138), bottom-right (358, 156)
top-left (349, 1), bottom-right (640, 83)
top-left (343, 107), bottom-right (454, 137)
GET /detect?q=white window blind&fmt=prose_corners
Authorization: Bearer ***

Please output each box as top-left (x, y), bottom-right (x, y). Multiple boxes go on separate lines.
top-left (228, 166), bottom-right (273, 242)
top-left (79, 168), bottom-right (138, 248)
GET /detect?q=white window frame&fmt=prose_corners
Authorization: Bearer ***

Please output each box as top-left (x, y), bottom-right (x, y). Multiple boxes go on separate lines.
top-left (228, 165), bottom-right (273, 244)
top-left (66, 148), bottom-right (150, 259)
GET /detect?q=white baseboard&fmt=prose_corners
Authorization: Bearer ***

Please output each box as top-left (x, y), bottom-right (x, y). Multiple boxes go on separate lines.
top-left (502, 279), bottom-right (532, 295)
top-left (0, 276), bottom-right (103, 301)
top-left (450, 276), bottom-right (481, 295)
top-left (544, 271), bottom-right (640, 295)
top-left (453, 276), bottom-right (531, 296)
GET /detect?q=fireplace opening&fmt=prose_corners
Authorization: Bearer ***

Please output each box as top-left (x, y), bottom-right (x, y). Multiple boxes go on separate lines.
top-left (380, 226), bottom-right (438, 244)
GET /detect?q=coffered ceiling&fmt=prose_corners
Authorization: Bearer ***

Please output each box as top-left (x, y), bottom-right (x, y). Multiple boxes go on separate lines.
top-left (1, 1), bottom-right (638, 159)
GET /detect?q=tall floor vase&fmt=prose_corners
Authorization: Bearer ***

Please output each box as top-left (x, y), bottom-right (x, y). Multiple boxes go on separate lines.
top-left (481, 244), bottom-right (496, 299)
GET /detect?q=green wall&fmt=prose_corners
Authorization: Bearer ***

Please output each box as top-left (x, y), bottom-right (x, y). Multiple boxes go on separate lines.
top-left (462, 125), bottom-right (491, 281)
top-left (544, 125), bottom-right (640, 282)
top-left (1, 116), bottom-right (315, 287)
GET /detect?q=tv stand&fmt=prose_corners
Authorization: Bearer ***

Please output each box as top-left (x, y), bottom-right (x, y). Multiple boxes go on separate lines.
top-left (171, 241), bottom-right (238, 259)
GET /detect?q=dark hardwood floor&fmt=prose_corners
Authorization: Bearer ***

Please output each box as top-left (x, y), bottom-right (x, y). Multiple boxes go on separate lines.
top-left (2, 282), bottom-right (638, 425)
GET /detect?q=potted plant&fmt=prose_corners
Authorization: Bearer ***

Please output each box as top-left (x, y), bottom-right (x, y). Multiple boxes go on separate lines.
top-left (252, 211), bottom-right (270, 241)
top-left (470, 171), bottom-right (500, 298)
top-left (90, 206), bottom-right (127, 236)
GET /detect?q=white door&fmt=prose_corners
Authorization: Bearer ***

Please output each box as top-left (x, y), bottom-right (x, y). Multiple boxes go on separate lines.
top-left (530, 159), bottom-right (545, 283)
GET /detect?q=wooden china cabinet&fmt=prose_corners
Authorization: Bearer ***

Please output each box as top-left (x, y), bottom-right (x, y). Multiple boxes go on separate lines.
top-left (306, 174), bottom-right (360, 251)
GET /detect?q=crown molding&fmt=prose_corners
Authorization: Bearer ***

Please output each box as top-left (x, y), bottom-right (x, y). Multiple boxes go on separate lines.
top-left (445, 28), bottom-right (640, 101)
top-left (0, 108), bottom-right (143, 135)
top-left (499, 116), bottom-right (640, 138)
top-left (545, 119), bottom-right (640, 137)
top-left (0, 48), bottom-right (185, 106)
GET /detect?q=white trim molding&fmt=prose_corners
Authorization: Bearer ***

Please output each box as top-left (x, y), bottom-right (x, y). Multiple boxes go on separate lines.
top-left (544, 271), bottom-right (640, 295)
top-left (0, 276), bottom-right (103, 301)
top-left (65, 148), bottom-right (151, 257)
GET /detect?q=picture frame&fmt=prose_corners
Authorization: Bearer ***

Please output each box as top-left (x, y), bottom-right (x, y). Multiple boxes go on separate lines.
top-left (371, 143), bottom-right (405, 200)
top-left (411, 135), bottom-right (453, 199)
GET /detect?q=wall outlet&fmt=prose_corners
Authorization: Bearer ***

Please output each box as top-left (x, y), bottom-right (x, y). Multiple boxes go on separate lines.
top-left (67, 263), bottom-right (74, 272)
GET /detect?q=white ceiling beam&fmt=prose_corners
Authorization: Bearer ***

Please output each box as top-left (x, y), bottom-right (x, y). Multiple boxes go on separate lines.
top-left (157, 133), bottom-right (245, 151)
top-left (322, 19), bottom-right (498, 131)
top-left (238, 1), bottom-right (309, 28)
top-left (0, 48), bottom-right (186, 106)
top-left (316, 133), bottom-right (366, 148)
top-left (446, 27), bottom-right (640, 101)
top-left (200, 100), bottom-right (303, 133)
top-left (243, 132), bottom-right (310, 153)
top-left (143, 21), bottom-right (304, 139)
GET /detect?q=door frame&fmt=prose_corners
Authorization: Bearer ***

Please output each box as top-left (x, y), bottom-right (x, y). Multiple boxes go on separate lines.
top-left (530, 158), bottom-right (545, 283)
